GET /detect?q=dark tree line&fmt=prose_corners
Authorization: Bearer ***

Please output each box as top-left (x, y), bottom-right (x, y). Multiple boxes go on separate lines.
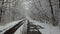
top-left (0, 0), bottom-right (60, 26)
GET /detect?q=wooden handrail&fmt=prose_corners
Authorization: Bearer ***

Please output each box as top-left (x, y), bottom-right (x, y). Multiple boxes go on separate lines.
top-left (4, 19), bottom-right (26, 34)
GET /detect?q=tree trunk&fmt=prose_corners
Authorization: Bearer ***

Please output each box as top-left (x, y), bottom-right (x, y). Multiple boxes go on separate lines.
top-left (49, 0), bottom-right (58, 26)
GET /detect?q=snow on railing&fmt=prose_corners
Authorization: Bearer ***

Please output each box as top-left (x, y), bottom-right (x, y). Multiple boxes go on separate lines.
top-left (0, 18), bottom-right (28, 34)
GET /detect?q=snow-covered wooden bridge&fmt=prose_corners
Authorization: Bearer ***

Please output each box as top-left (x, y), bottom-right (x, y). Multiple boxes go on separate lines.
top-left (0, 19), bottom-right (42, 34)
top-left (0, 18), bottom-right (60, 34)
top-left (0, 19), bottom-right (27, 34)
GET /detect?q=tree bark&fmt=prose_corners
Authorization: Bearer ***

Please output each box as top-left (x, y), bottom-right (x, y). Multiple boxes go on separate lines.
top-left (49, 0), bottom-right (58, 26)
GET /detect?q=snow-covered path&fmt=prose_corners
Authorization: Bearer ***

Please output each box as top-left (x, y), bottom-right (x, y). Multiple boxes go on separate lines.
top-left (29, 20), bottom-right (60, 34)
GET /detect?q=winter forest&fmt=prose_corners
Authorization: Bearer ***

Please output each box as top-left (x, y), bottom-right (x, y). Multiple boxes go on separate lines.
top-left (0, 0), bottom-right (60, 34)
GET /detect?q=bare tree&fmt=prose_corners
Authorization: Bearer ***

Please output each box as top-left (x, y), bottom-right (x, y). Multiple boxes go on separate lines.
top-left (59, 0), bottom-right (60, 8)
top-left (0, 0), bottom-right (4, 22)
top-left (49, 0), bottom-right (58, 26)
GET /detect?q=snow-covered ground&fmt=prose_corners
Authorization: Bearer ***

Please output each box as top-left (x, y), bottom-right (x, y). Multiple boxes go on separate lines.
top-left (29, 20), bottom-right (60, 34)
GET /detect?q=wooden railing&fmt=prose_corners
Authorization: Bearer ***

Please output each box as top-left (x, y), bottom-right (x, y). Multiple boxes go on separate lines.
top-left (0, 19), bottom-right (42, 34)
top-left (3, 19), bottom-right (28, 34)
